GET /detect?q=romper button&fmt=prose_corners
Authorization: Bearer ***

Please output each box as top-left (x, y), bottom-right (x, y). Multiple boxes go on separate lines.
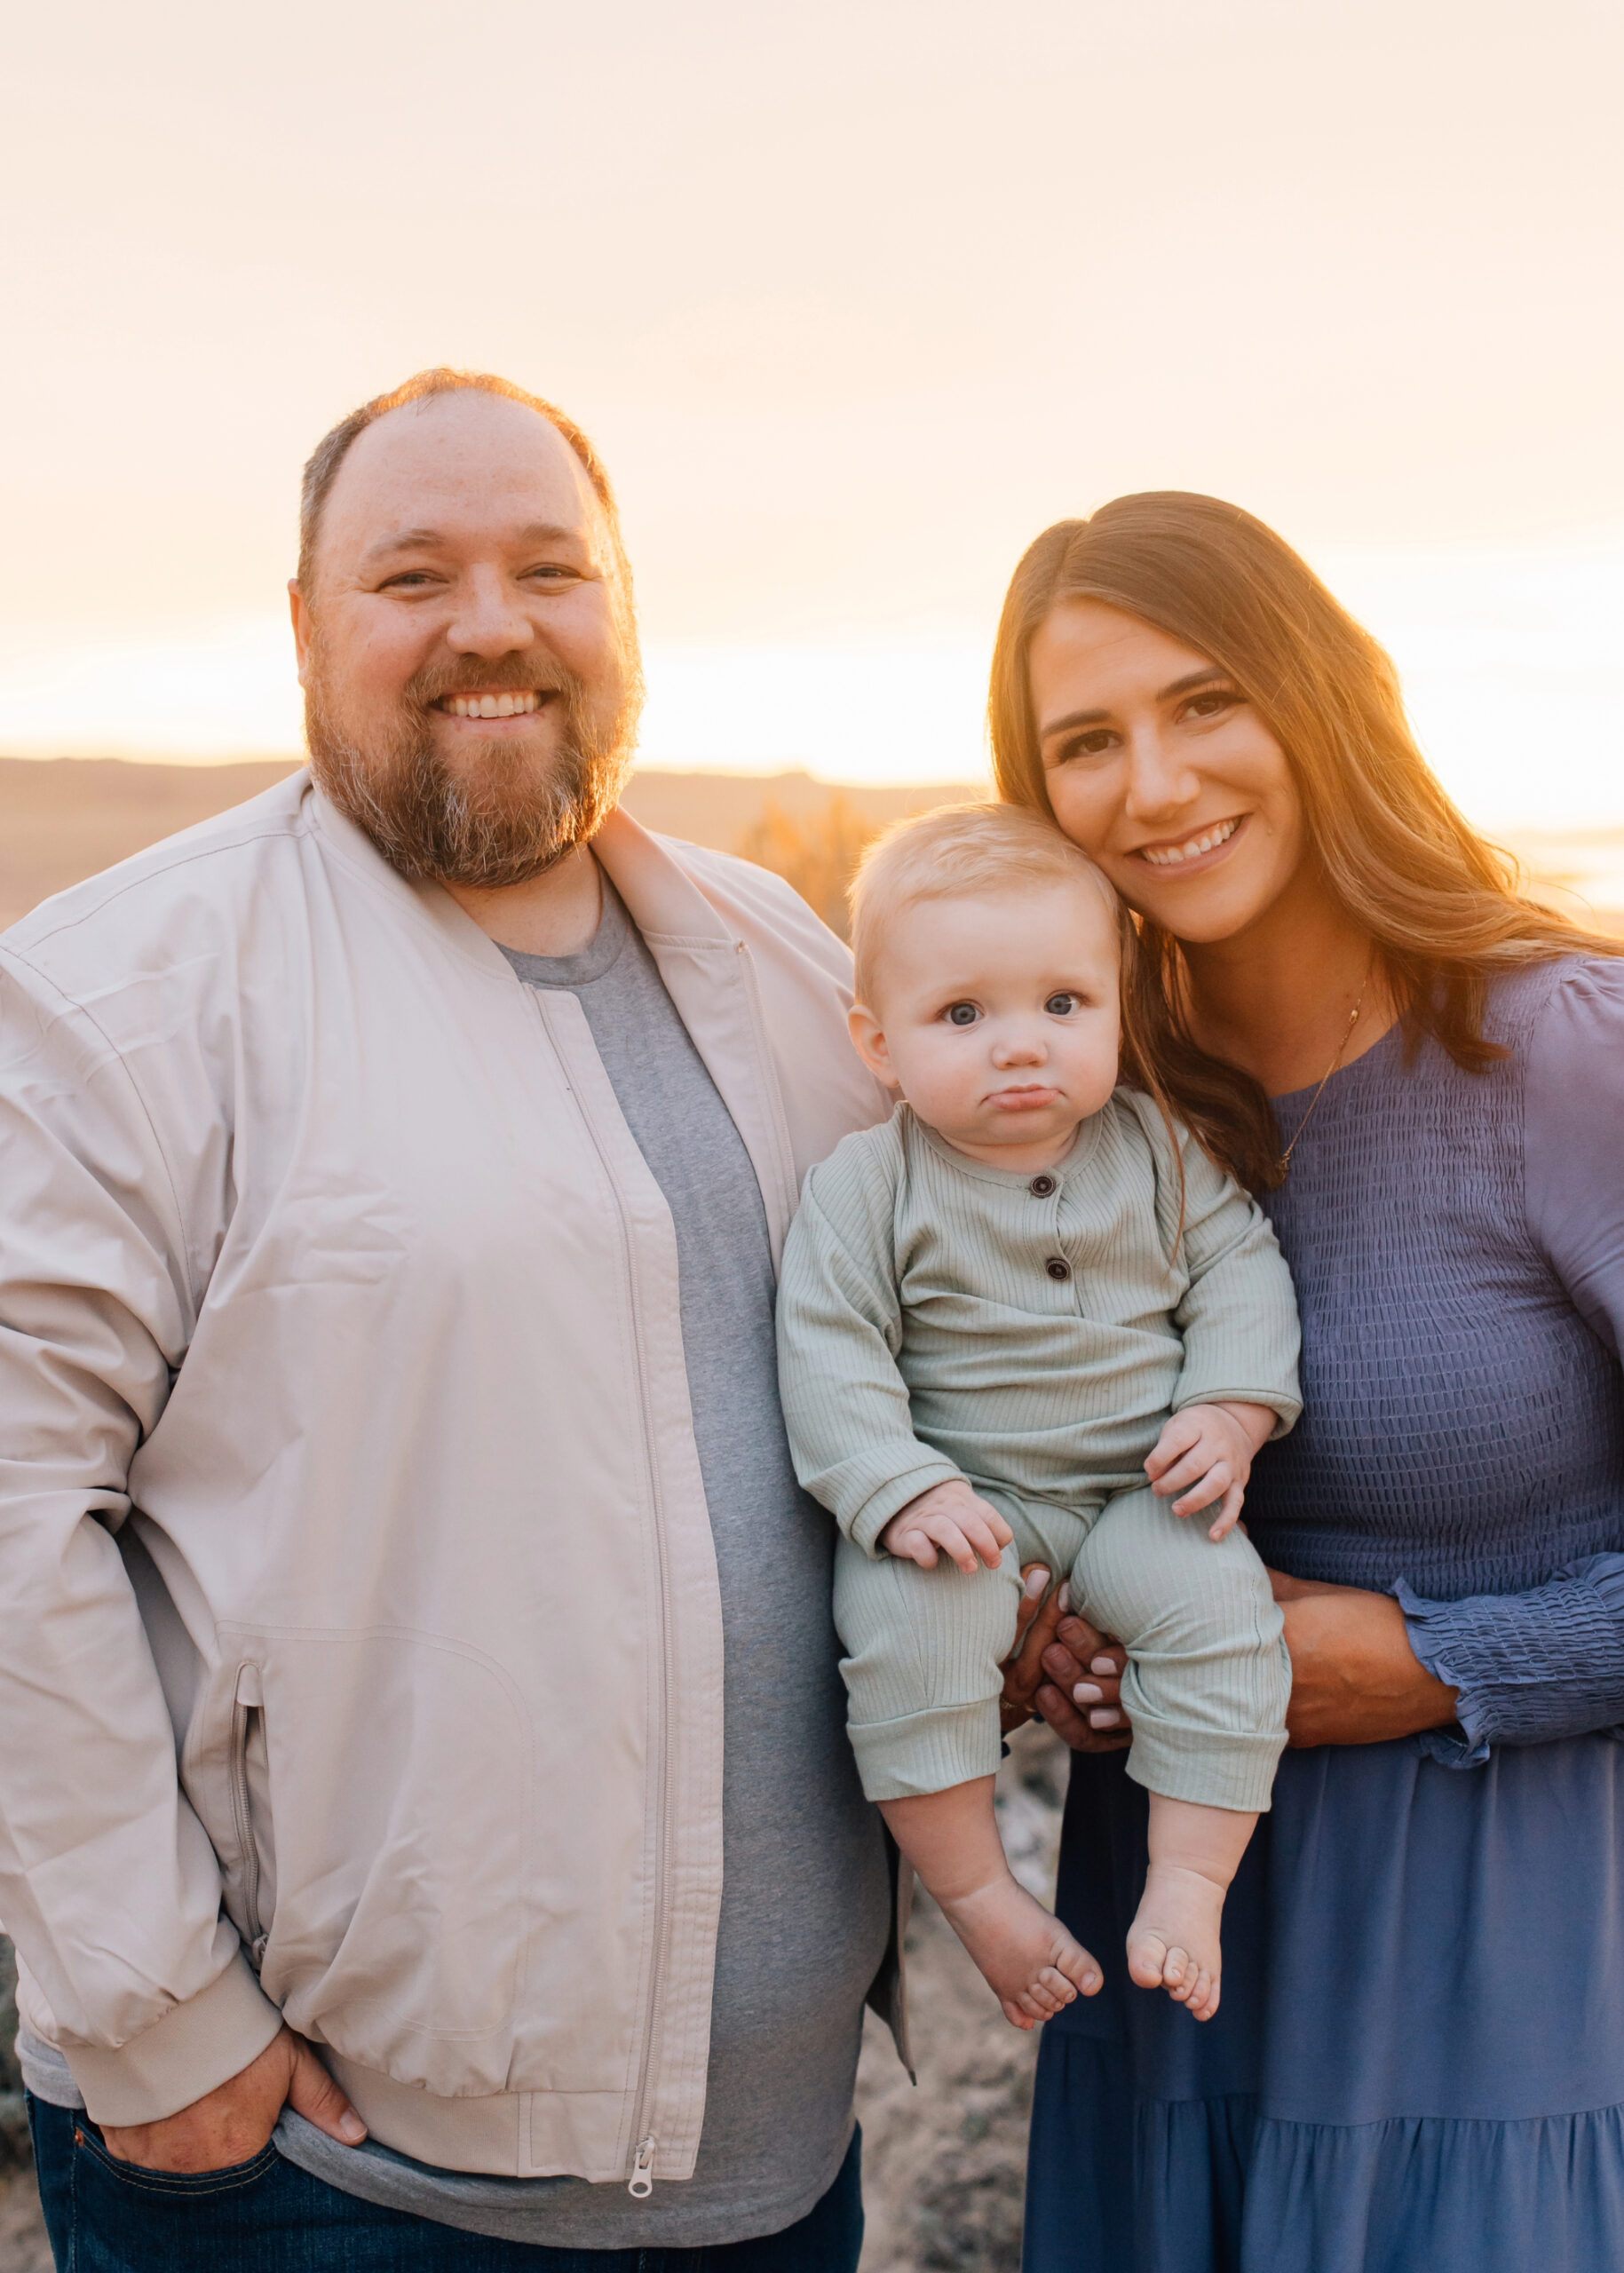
top-left (1045, 1255), bottom-right (1072, 1281)
top-left (1029, 1174), bottom-right (1057, 1197)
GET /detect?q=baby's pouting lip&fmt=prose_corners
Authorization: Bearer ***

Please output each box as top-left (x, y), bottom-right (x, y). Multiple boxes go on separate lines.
top-left (986, 1084), bottom-right (1060, 1113)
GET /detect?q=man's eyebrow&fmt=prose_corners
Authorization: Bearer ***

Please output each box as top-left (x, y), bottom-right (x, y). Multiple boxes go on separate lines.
top-left (1039, 667), bottom-right (1231, 741)
top-left (360, 521), bottom-right (585, 565)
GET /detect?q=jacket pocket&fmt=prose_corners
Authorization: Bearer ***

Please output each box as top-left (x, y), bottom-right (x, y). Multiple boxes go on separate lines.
top-left (222, 1628), bottom-right (533, 2096)
top-left (227, 1664), bottom-right (267, 1967)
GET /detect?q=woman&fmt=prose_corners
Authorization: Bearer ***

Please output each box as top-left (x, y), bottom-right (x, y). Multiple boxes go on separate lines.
top-left (993, 493), bottom-right (1624, 2271)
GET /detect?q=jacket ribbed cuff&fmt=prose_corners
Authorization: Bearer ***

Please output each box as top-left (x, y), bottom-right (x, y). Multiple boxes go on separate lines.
top-left (63, 1952), bottom-right (284, 2126)
top-left (847, 1459), bottom-right (966, 1557)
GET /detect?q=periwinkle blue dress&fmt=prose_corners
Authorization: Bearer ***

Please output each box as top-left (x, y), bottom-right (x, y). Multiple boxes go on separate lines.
top-left (1024, 957), bottom-right (1624, 2273)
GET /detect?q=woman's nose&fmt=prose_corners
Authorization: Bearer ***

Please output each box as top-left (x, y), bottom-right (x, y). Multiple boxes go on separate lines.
top-left (1122, 728), bottom-right (1201, 822)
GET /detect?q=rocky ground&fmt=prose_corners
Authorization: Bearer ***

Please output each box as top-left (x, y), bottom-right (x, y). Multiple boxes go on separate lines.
top-left (0, 1724), bottom-right (1067, 2271)
top-left (852, 1721), bottom-right (1066, 2271)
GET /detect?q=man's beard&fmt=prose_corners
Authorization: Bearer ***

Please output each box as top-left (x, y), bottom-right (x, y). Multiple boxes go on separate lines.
top-left (304, 648), bottom-right (642, 891)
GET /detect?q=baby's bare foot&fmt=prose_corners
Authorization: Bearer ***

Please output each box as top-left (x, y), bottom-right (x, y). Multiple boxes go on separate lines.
top-left (1127, 1861), bottom-right (1228, 2023)
top-left (936, 1873), bottom-right (1104, 2031)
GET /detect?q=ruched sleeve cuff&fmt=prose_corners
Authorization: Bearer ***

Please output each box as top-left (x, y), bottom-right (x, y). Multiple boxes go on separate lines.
top-left (1396, 1553), bottom-right (1624, 1767)
top-left (62, 1949), bottom-right (284, 2127)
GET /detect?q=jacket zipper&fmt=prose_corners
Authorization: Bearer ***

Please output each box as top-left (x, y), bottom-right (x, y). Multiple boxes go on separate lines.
top-left (533, 994), bottom-right (676, 2198)
top-left (622, 1236), bottom-right (675, 2198)
top-left (229, 1662), bottom-right (266, 1965)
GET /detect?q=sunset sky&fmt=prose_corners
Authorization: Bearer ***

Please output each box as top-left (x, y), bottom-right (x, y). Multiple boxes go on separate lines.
top-left (4, 0), bottom-right (1622, 823)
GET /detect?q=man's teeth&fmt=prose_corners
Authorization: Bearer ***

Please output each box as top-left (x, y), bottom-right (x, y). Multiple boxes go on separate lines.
top-left (1140, 817), bottom-right (1240, 868)
top-left (443, 691), bottom-right (543, 719)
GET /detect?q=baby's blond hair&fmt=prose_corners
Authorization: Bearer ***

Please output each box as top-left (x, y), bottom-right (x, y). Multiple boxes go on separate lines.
top-left (849, 801), bottom-right (1121, 1004)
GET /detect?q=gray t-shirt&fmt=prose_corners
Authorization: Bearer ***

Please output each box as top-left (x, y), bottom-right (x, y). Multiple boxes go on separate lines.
top-left (281, 875), bottom-right (891, 2244)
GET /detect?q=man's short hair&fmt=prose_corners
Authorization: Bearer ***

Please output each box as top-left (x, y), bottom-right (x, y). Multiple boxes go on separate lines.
top-left (848, 800), bottom-right (1121, 1003)
top-left (297, 368), bottom-right (629, 594)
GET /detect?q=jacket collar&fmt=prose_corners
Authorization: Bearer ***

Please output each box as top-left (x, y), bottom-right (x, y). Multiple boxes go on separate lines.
top-left (307, 783), bottom-right (801, 1262)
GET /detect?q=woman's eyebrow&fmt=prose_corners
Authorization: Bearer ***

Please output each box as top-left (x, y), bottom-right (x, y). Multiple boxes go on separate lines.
top-left (1041, 666), bottom-right (1229, 741)
top-left (1160, 667), bottom-right (1228, 700)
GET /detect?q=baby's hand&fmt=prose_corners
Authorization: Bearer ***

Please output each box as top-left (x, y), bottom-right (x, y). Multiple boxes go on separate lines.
top-left (1144, 1402), bottom-right (1279, 1540)
top-left (881, 1480), bottom-right (1013, 1574)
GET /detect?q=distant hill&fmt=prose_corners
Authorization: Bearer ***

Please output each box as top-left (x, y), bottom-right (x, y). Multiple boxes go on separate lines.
top-left (3, 754), bottom-right (1618, 937)
top-left (0, 756), bottom-right (984, 931)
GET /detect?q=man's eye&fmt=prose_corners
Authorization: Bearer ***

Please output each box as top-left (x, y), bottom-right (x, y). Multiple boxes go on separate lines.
top-left (1045, 993), bottom-right (1078, 1016)
top-left (945, 1002), bottom-right (980, 1027)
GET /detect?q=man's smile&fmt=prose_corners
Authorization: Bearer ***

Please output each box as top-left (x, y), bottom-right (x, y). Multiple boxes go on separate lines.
top-left (435, 689), bottom-right (551, 720)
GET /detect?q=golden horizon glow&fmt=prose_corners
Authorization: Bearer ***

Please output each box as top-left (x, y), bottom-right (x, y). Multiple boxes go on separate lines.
top-left (4, 0), bottom-right (1622, 824)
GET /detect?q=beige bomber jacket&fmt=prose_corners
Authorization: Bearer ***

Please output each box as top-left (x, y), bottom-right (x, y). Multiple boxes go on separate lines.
top-left (0, 773), bottom-right (892, 2185)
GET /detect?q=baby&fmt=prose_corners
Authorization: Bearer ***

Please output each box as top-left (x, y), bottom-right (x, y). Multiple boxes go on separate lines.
top-left (777, 804), bottom-right (1301, 2027)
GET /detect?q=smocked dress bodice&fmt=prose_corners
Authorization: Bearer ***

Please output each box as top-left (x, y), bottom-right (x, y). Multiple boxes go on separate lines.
top-left (1024, 957), bottom-right (1624, 2273)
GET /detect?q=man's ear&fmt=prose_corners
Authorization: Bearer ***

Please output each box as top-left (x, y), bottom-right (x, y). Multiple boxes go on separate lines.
top-left (289, 579), bottom-right (314, 688)
top-left (848, 1001), bottom-right (900, 1089)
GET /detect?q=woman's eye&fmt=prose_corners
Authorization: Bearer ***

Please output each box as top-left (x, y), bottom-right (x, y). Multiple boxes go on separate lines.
top-left (945, 1002), bottom-right (980, 1027)
top-left (1045, 993), bottom-right (1078, 1017)
top-left (1183, 689), bottom-right (1240, 721)
top-left (1056, 728), bottom-right (1119, 766)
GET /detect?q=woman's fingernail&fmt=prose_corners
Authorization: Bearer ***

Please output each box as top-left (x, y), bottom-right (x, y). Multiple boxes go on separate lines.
top-left (1025, 1567), bottom-right (1050, 1598)
top-left (1089, 1657), bottom-right (1116, 1676)
top-left (1089, 1707), bottom-right (1121, 1728)
top-left (338, 2111), bottom-right (368, 2143)
top-left (1058, 1583), bottom-right (1071, 1612)
top-left (1073, 1683), bottom-right (1103, 1703)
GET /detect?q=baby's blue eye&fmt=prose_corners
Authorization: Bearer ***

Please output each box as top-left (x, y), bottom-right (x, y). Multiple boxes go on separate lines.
top-left (945, 1002), bottom-right (980, 1027)
top-left (1045, 993), bottom-right (1078, 1016)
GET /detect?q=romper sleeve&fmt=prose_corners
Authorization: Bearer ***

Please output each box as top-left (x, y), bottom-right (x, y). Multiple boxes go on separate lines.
top-left (776, 1128), bottom-right (962, 1556)
top-left (1398, 959), bottom-right (1624, 1764)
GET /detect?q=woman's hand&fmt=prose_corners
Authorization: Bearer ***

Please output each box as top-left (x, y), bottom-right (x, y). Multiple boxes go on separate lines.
top-left (1271, 1570), bottom-right (1461, 1746)
top-left (1001, 1568), bottom-right (1131, 1750)
top-left (1000, 1564), bottom-right (1461, 1755)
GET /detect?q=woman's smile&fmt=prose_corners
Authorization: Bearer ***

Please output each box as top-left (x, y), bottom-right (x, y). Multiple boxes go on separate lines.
top-left (1132, 813), bottom-right (1249, 874)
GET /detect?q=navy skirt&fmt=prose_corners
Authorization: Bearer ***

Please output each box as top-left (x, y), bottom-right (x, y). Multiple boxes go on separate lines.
top-left (1024, 1734), bottom-right (1624, 2272)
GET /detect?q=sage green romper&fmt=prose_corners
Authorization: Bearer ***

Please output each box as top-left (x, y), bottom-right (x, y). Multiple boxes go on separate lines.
top-left (776, 1096), bottom-right (1302, 1813)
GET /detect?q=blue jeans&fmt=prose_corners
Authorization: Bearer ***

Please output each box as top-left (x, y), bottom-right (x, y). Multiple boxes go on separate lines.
top-left (27, 2098), bottom-right (864, 2272)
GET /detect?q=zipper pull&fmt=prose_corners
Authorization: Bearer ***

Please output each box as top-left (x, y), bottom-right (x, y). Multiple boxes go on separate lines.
top-left (628, 2136), bottom-right (656, 2198)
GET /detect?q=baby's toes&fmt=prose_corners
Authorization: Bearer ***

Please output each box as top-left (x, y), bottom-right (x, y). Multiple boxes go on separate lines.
top-left (1127, 1934), bottom-right (1170, 1992)
top-left (1161, 1945), bottom-right (1192, 1993)
top-left (1058, 1942), bottom-right (1103, 1996)
top-left (1001, 1996), bottom-right (1038, 2031)
top-left (1036, 1965), bottom-right (1077, 2008)
top-left (1188, 1971), bottom-right (1221, 2024)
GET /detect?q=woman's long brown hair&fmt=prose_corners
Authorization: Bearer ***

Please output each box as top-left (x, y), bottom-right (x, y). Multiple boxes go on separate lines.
top-left (989, 491), bottom-right (1621, 1190)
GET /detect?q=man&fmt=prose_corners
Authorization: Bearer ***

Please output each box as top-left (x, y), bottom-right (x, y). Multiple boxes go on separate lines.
top-left (0, 369), bottom-right (904, 2269)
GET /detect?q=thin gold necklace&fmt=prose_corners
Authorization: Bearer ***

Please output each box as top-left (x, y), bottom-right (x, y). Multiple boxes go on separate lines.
top-left (1277, 978), bottom-right (1369, 1178)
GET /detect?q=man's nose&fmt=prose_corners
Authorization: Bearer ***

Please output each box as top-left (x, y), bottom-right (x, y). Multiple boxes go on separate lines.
top-left (1122, 725), bottom-right (1201, 823)
top-left (444, 567), bottom-right (537, 659)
